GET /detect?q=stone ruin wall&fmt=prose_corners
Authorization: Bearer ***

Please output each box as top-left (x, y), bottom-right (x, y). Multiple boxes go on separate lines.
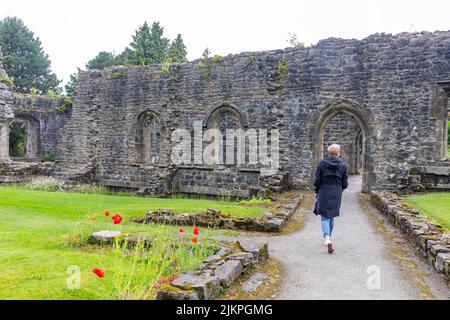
top-left (1, 31), bottom-right (450, 196)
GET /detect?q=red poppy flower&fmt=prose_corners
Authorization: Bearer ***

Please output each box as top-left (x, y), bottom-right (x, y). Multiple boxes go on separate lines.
top-left (228, 291), bottom-right (237, 297)
top-left (112, 214), bottom-right (124, 225)
top-left (104, 211), bottom-right (110, 217)
top-left (92, 268), bottom-right (105, 278)
top-left (193, 227), bottom-right (200, 235)
top-left (179, 228), bottom-right (185, 233)
top-left (192, 237), bottom-right (198, 244)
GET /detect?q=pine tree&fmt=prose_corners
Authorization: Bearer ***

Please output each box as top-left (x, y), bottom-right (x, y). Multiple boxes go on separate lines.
top-left (0, 16), bottom-right (61, 94)
top-left (64, 70), bottom-right (79, 97)
top-left (165, 34), bottom-right (187, 63)
top-left (148, 21), bottom-right (170, 64)
top-left (129, 22), bottom-right (153, 65)
top-left (128, 21), bottom-right (170, 65)
top-left (86, 51), bottom-right (116, 70)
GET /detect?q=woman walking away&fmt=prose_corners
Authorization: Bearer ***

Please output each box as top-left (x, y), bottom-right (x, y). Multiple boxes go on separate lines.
top-left (313, 144), bottom-right (349, 254)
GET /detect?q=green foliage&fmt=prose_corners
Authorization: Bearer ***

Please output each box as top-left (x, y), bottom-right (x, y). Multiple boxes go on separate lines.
top-left (160, 62), bottom-right (171, 75)
top-left (278, 55), bottom-right (288, 80)
top-left (212, 55), bottom-right (223, 63)
top-left (8, 124), bottom-right (26, 157)
top-left (65, 71), bottom-right (79, 97)
top-left (41, 154), bottom-right (56, 163)
top-left (286, 33), bottom-right (304, 48)
top-left (240, 196), bottom-right (271, 205)
top-left (197, 48), bottom-right (213, 79)
top-left (84, 21), bottom-right (187, 74)
top-left (0, 16), bottom-right (61, 94)
top-left (47, 89), bottom-right (60, 99)
top-left (56, 98), bottom-right (73, 113)
top-left (112, 70), bottom-right (125, 79)
top-left (0, 74), bottom-right (14, 87)
top-left (165, 34), bottom-right (187, 64)
top-left (128, 21), bottom-right (170, 65)
top-left (86, 51), bottom-right (117, 70)
top-left (30, 87), bottom-right (39, 95)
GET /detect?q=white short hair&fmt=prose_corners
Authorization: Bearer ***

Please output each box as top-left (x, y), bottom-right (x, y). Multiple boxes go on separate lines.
top-left (327, 144), bottom-right (341, 157)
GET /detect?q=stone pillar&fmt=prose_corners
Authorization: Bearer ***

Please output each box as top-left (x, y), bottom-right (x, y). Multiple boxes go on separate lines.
top-left (0, 120), bottom-right (10, 162)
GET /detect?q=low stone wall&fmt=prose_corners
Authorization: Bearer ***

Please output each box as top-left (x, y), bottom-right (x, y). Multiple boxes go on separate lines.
top-left (132, 193), bottom-right (304, 233)
top-left (0, 161), bottom-right (55, 184)
top-left (157, 239), bottom-right (269, 300)
top-left (370, 192), bottom-right (450, 284)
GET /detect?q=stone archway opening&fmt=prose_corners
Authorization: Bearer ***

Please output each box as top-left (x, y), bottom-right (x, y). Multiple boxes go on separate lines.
top-left (9, 123), bottom-right (26, 158)
top-left (8, 116), bottom-right (39, 160)
top-left (311, 100), bottom-right (377, 193)
top-left (322, 112), bottom-right (363, 175)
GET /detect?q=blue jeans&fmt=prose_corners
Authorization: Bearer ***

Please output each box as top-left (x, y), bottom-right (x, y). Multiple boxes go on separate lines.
top-left (321, 216), bottom-right (334, 238)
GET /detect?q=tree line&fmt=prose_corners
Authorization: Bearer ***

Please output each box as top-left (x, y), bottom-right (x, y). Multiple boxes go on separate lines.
top-left (0, 17), bottom-right (187, 96)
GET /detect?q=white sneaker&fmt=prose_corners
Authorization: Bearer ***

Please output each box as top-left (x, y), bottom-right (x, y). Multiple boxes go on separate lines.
top-left (324, 239), bottom-right (332, 246)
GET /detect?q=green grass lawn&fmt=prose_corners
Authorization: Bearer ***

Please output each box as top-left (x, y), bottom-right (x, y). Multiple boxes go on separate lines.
top-left (403, 193), bottom-right (450, 230)
top-left (0, 186), bottom-right (263, 300)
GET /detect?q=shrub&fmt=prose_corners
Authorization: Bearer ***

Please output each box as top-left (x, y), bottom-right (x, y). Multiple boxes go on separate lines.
top-left (112, 71), bottom-right (125, 79)
top-left (278, 55), bottom-right (288, 80)
top-left (197, 48), bottom-right (213, 79)
top-left (240, 196), bottom-right (271, 205)
top-left (0, 75), bottom-right (14, 87)
top-left (41, 154), bottom-right (56, 162)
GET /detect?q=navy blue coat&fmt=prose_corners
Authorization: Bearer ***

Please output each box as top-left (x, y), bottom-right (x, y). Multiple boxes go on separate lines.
top-left (313, 157), bottom-right (349, 219)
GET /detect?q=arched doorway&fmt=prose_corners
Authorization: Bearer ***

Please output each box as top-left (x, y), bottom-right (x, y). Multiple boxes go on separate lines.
top-left (310, 99), bottom-right (377, 193)
top-left (8, 115), bottom-right (39, 160)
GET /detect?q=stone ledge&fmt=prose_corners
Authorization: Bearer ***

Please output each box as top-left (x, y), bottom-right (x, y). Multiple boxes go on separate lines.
top-left (370, 191), bottom-right (450, 285)
top-left (157, 240), bottom-right (269, 300)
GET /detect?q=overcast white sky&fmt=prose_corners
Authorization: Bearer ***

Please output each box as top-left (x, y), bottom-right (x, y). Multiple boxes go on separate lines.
top-left (2, 0), bottom-right (450, 85)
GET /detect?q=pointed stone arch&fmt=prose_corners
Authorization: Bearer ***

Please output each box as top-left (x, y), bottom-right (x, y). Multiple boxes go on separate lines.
top-left (310, 99), bottom-right (377, 192)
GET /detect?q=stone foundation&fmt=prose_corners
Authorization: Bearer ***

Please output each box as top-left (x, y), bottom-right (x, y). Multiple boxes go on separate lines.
top-left (132, 193), bottom-right (304, 233)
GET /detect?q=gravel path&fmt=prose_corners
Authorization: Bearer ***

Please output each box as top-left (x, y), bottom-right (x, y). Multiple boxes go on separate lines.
top-left (218, 175), bottom-right (450, 300)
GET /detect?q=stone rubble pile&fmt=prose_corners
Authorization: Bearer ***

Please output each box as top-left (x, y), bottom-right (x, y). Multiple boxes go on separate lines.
top-left (133, 194), bottom-right (304, 233)
top-left (371, 192), bottom-right (450, 285)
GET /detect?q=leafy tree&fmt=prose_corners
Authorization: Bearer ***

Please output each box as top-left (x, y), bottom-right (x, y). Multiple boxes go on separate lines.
top-left (64, 70), bottom-right (79, 97)
top-left (0, 16), bottom-right (61, 94)
top-left (165, 34), bottom-right (187, 63)
top-left (86, 51), bottom-right (116, 70)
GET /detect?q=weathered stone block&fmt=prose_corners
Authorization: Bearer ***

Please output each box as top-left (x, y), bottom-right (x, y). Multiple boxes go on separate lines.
top-left (237, 240), bottom-right (269, 260)
top-left (261, 218), bottom-right (285, 232)
top-left (171, 274), bottom-right (220, 300)
top-left (214, 260), bottom-right (243, 287)
top-left (88, 231), bottom-right (122, 244)
top-left (227, 252), bottom-right (254, 267)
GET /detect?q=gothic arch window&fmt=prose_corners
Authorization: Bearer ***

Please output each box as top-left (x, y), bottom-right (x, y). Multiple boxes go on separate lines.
top-left (137, 111), bottom-right (162, 165)
top-left (205, 105), bottom-right (246, 166)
